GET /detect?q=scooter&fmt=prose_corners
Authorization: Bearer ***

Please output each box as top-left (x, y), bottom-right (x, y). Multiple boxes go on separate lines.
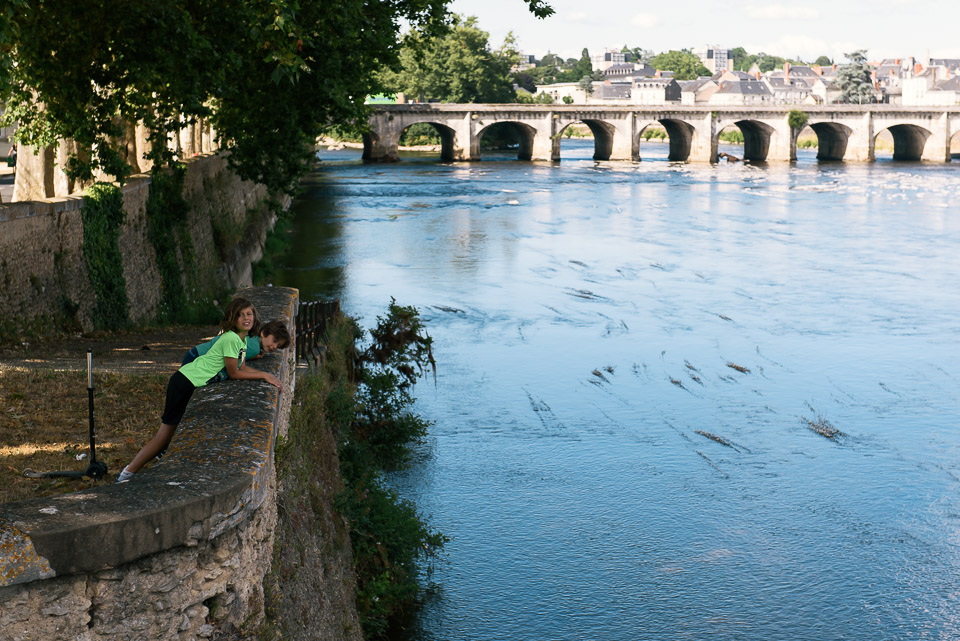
top-left (22, 350), bottom-right (109, 480)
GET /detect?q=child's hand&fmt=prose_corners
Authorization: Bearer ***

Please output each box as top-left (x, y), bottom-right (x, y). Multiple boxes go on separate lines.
top-left (264, 373), bottom-right (282, 392)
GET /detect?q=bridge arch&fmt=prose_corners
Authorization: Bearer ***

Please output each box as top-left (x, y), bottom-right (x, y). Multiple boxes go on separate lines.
top-left (951, 129), bottom-right (960, 161)
top-left (875, 123), bottom-right (932, 161)
top-left (555, 119), bottom-right (616, 160)
top-left (363, 120), bottom-right (459, 162)
top-left (476, 121), bottom-right (537, 160)
top-left (636, 119), bottom-right (696, 161)
top-left (716, 119), bottom-right (777, 162)
top-left (808, 122), bottom-right (853, 161)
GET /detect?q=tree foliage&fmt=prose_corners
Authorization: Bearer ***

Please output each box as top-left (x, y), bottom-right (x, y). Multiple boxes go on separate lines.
top-left (578, 75), bottom-right (594, 95)
top-left (0, 0), bottom-right (553, 194)
top-left (648, 50), bottom-right (710, 80)
top-left (575, 48), bottom-right (593, 79)
top-left (837, 49), bottom-right (876, 104)
top-left (814, 55), bottom-right (833, 67)
top-left (787, 109), bottom-right (809, 131)
top-left (731, 46), bottom-right (748, 71)
top-left (379, 16), bottom-right (518, 103)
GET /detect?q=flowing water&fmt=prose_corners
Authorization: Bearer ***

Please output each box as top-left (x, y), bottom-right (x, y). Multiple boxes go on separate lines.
top-left (277, 139), bottom-right (960, 640)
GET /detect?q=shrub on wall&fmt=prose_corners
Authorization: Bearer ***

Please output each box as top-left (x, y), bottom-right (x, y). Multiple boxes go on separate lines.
top-left (81, 183), bottom-right (130, 330)
top-left (788, 109), bottom-right (809, 132)
top-left (145, 165), bottom-right (220, 325)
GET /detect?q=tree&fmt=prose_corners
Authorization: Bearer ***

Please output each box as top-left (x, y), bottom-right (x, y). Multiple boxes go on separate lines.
top-left (515, 72), bottom-right (537, 93)
top-left (380, 16), bottom-right (517, 104)
top-left (621, 46), bottom-right (653, 65)
top-left (731, 47), bottom-right (748, 71)
top-left (814, 55), bottom-right (833, 67)
top-left (538, 52), bottom-right (560, 68)
top-left (837, 49), bottom-right (876, 104)
top-left (0, 0), bottom-right (554, 194)
top-left (578, 75), bottom-right (594, 95)
top-left (649, 50), bottom-right (710, 80)
top-left (575, 48), bottom-right (593, 79)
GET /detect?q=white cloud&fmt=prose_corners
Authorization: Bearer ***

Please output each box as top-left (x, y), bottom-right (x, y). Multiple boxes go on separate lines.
top-left (749, 4), bottom-right (820, 20)
top-left (631, 13), bottom-right (660, 28)
top-left (563, 10), bottom-right (597, 24)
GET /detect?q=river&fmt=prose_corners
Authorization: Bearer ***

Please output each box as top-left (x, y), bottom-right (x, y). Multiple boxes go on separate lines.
top-left (276, 139), bottom-right (960, 640)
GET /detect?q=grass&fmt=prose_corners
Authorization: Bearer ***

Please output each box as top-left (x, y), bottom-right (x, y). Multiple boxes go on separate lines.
top-left (1, 369), bottom-right (171, 503)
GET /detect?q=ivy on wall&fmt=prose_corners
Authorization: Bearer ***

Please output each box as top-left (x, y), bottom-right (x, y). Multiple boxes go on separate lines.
top-left (146, 163), bottom-right (217, 323)
top-left (81, 183), bottom-right (130, 331)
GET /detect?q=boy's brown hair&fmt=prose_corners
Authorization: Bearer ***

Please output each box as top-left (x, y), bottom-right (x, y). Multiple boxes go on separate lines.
top-left (260, 320), bottom-right (291, 349)
top-left (219, 297), bottom-right (262, 335)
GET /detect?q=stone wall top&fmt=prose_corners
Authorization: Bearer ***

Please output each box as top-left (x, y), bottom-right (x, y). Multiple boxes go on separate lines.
top-left (0, 286), bottom-right (299, 588)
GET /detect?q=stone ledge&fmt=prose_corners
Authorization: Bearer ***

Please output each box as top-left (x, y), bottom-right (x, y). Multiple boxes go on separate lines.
top-left (0, 285), bottom-right (298, 588)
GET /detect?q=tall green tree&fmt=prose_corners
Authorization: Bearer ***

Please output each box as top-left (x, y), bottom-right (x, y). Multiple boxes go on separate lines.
top-left (837, 49), bottom-right (876, 104)
top-left (575, 48), bottom-right (593, 78)
top-left (0, 0), bottom-right (553, 194)
top-left (380, 16), bottom-right (517, 103)
top-left (649, 50), bottom-right (710, 80)
top-left (814, 55), bottom-right (833, 67)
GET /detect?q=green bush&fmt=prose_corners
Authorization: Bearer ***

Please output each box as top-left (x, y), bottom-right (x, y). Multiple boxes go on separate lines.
top-left (719, 129), bottom-right (745, 144)
top-left (399, 123), bottom-right (442, 147)
top-left (642, 128), bottom-right (668, 141)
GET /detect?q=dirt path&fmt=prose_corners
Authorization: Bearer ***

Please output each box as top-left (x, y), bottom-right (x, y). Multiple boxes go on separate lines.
top-left (0, 325), bottom-right (219, 375)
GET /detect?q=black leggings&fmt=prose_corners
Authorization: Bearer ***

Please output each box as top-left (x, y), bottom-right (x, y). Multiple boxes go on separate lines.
top-left (161, 371), bottom-right (197, 426)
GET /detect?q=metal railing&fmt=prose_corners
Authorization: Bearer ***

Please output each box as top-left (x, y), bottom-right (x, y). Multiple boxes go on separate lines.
top-left (295, 299), bottom-right (340, 372)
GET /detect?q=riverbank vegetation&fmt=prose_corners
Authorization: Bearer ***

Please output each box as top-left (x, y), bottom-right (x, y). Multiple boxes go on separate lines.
top-left (263, 302), bottom-right (444, 640)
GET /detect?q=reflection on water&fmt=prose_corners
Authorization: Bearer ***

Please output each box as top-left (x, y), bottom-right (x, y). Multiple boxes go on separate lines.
top-left (278, 139), bottom-right (960, 641)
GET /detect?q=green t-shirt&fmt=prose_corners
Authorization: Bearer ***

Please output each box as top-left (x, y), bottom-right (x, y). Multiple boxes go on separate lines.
top-left (180, 331), bottom-right (246, 387)
top-left (195, 334), bottom-right (261, 382)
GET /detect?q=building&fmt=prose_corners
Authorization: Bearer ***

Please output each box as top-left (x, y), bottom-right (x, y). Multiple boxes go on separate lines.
top-left (764, 77), bottom-right (813, 103)
top-left (808, 77), bottom-right (841, 104)
top-left (903, 68), bottom-right (960, 106)
top-left (708, 79), bottom-right (773, 105)
top-left (677, 77), bottom-right (718, 104)
top-left (694, 45), bottom-right (733, 74)
top-left (595, 83), bottom-right (633, 101)
top-left (513, 54), bottom-right (537, 73)
top-left (632, 78), bottom-right (681, 104)
top-left (535, 82), bottom-right (588, 104)
top-left (592, 50), bottom-right (631, 73)
top-left (603, 63), bottom-right (656, 83)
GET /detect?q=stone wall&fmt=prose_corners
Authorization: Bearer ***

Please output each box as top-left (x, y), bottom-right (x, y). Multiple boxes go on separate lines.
top-left (0, 153), bottom-right (284, 335)
top-left (0, 287), bottom-right (306, 641)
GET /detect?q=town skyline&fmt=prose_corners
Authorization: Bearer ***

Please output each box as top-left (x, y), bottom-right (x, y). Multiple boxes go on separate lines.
top-left (449, 0), bottom-right (960, 64)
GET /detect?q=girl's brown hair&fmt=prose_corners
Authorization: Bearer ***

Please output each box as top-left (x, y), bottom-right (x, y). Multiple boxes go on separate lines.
top-left (219, 297), bottom-right (261, 335)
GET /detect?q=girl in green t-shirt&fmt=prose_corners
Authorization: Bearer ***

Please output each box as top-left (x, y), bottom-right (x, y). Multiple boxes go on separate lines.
top-left (116, 297), bottom-right (285, 482)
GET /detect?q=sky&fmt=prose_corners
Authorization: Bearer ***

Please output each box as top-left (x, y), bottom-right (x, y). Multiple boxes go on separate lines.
top-left (447, 0), bottom-right (960, 64)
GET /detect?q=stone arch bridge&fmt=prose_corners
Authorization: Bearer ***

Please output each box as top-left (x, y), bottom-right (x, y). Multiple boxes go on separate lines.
top-left (362, 104), bottom-right (960, 164)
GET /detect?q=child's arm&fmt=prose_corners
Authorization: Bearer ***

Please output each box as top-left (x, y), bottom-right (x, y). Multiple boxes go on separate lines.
top-left (223, 357), bottom-right (282, 391)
